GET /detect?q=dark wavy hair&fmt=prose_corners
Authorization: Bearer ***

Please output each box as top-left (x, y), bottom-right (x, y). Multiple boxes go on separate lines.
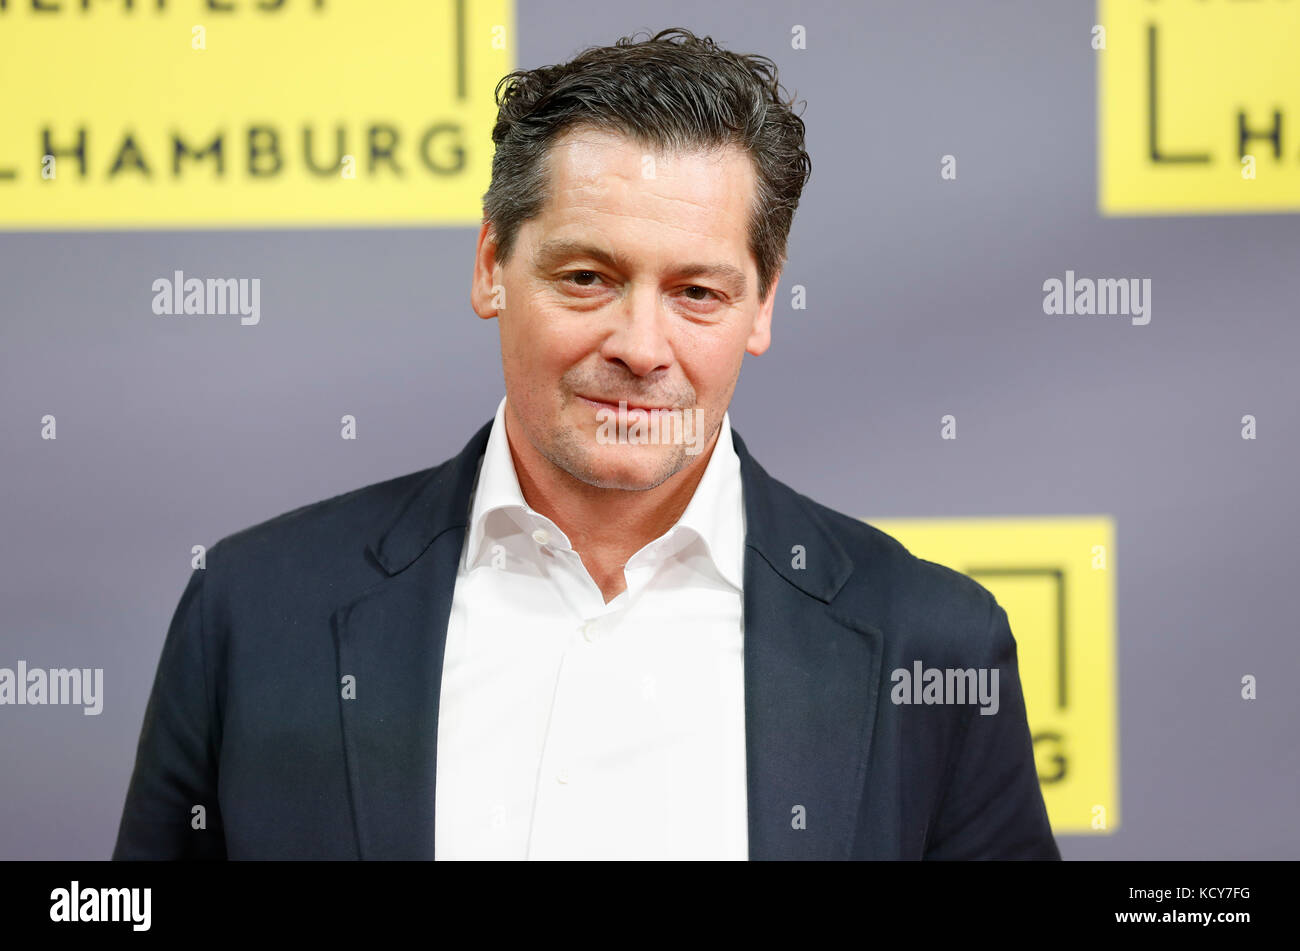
top-left (482, 27), bottom-right (811, 303)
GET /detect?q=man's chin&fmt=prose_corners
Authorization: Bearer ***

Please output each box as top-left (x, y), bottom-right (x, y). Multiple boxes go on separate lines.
top-left (565, 443), bottom-right (685, 491)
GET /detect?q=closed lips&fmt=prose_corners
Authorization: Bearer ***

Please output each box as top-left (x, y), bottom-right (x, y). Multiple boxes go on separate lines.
top-left (579, 395), bottom-right (668, 411)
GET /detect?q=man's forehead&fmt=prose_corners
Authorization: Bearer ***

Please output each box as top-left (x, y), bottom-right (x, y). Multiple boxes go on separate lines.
top-left (530, 128), bottom-right (756, 255)
top-left (544, 126), bottom-right (752, 191)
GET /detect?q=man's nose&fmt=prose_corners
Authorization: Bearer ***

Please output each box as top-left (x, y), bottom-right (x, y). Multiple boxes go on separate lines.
top-left (600, 284), bottom-right (674, 377)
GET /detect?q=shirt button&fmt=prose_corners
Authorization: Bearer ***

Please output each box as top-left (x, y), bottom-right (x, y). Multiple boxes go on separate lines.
top-left (581, 620), bottom-right (599, 643)
top-left (556, 768), bottom-right (570, 784)
top-left (531, 528), bottom-right (550, 546)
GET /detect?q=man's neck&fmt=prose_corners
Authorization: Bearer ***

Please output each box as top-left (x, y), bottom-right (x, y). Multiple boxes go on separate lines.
top-left (504, 407), bottom-right (721, 601)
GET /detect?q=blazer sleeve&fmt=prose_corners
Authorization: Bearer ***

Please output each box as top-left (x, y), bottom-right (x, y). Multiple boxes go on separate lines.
top-left (112, 565), bottom-right (227, 859)
top-left (922, 598), bottom-right (1061, 860)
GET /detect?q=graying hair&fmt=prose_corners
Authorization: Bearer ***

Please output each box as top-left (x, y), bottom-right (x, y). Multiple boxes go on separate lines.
top-left (482, 27), bottom-right (812, 303)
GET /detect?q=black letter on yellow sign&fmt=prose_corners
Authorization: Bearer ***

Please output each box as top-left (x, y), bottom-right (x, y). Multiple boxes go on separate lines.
top-left (303, 126), bottom-right (345, 176)
top-left (1238, 110), bottom-right (1282, 161)
top-left (368, 125), bottom-right (403, 177)
top-left (109, 132), bottom-right (152, 179)
top-left (248, 126), bottom-right (282, 177)
top-left (41, 128), bottom-right (86, 179)
top-left (1147, 25), bottom-right (1209, 164)
top-left (1033, 731), bottom-right (1067, 784)
top-left (420, 123), bottom-right (465, 175)
top-left (174, 133), bottom-right (225, 177)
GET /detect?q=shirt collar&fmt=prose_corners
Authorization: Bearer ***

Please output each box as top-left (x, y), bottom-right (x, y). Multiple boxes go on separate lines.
top-left (463, 395), bottom-right (745, 590)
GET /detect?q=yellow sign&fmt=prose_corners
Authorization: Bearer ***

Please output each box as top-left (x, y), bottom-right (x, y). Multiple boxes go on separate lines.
top-left (868, 516), bottom-right (1118, 835)
top-left (1099, 0), bottom-right (1300, 214)
top-left (0, 1), bottom-right (514, 228)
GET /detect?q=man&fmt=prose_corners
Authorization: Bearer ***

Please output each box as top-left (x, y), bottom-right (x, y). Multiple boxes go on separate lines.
top-left (113, 28), bottom-right (1059, 860)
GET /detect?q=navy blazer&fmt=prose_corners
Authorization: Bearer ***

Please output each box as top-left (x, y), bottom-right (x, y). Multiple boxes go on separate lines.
top-left (113, 418), bottom-right (1060, 860)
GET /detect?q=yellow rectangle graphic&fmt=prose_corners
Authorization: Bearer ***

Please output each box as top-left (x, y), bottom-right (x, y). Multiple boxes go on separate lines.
top-left (0, 0), bottom-right (515, 228)
top-left (1099, 0), bottom-right (1300, 214)
top-left (868, 516), bottom-right (1118, 835)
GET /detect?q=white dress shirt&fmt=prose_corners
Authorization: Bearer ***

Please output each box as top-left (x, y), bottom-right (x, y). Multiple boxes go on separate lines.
top-left (434, 395), bottom-right (748, 859)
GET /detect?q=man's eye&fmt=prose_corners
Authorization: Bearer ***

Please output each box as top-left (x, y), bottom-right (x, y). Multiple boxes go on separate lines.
top-left (565, 270), bottom-right (603, 287)
top-left (682, 285), bottom-right (719, 301)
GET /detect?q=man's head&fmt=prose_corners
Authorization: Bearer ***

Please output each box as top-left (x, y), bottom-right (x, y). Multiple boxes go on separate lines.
top-left (471, 27), bottom-right (811, 493)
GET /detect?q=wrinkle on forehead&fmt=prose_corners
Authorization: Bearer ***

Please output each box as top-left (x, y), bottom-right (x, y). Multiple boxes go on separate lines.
top-left (537, 130), bottom-right (755, 239)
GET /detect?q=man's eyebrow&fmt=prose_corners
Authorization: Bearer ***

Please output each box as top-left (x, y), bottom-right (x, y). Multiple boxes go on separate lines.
top-left (532, 240), bottom-right (633, 274)
top-left (532, 239), bottom-right (747, 297)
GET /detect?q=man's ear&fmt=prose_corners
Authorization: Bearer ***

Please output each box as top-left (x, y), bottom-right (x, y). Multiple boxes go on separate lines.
top-left (746, 267), bottom-right (780, 356)
top-left (470, 220), bottom-right (503, 320)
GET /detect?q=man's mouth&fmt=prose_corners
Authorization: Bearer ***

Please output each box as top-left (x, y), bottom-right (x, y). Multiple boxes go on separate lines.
top-left (575, 394), bottom-right (670, 413)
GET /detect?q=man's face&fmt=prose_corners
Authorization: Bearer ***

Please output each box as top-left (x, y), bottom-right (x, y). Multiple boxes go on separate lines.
top-left (471, 126), bottom-right (777, 492)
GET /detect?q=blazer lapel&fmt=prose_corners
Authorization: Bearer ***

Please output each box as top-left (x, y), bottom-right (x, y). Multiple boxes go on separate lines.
top-left (331, 418), bottom-right (883, 861)
top-left (333, 420), bottom-right (492, 860)
top-left (731, 431), bottom-right (884, 860)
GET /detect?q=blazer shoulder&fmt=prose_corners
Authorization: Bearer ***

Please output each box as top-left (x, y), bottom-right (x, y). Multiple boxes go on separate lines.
top-left (195, 450), bottom-right (470, 614)
top-left (807, 493), bottom-right (993, 600)
top-left (214, 464), bottom-right (441, 558)
top-left (183, 458), bottom-right (463, 634)
top-left (796, 492), bottom-right (1000, 653)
